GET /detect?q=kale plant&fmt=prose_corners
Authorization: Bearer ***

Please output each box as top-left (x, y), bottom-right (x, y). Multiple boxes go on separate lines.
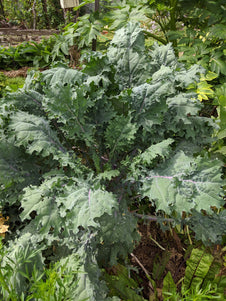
top-left (0, 23), bottom-right (225, 300)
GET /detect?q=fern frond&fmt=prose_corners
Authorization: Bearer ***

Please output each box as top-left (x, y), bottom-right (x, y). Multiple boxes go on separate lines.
top-left (182, 248), bottom-right (221, 293)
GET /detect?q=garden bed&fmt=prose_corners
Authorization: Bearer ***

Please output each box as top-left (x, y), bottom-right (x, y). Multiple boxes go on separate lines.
top-left (0, 28), bottom-right (60, 46)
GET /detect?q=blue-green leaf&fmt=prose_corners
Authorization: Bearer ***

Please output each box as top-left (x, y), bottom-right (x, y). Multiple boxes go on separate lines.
top-left (141, 151), bottom-right (224, 216)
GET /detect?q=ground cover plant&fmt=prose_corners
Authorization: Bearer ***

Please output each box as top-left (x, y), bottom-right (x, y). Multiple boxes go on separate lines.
top-left (0, 22), bottom-right (225, 300)
top-left (0, 35), bottom-right (71, 70)
top-left (161, 247), bottom-right (226, 300)
top-left (0, 72), bottom-right (25, 97)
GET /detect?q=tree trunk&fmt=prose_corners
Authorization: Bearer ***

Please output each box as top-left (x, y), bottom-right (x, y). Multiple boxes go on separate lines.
top-left (91, 0), bottom-right (100, 51)
top-left (32, 0), bottom-right (37, 29)
top-left (41, 0), bottom-right (50, 28)
top-left (95, 0), bottom-right (99, 11)
top-left (0, 0), bottom-right (5, 17)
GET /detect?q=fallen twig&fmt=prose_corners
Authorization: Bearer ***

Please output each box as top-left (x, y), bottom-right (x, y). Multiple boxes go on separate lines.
top-left (130, 252), bottom-right (154, 292)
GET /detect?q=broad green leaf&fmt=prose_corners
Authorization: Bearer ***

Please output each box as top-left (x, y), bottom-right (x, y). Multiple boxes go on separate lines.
top-left (72, 258), bottom-right (119, 301)
top-left (162, 272), bottom-right (177, 298)
top-left (182, 248), bottom-right (215, 293)
top-left (0, 142), bottom-right (30, 187)
top-left (8, 111), bottom-right (80, 171)
top-left (0, 141), bottom-right (41, 207)
top-left (211, 58), bottom-right (226, 76)
top-left (105, 114), bottom-right (137, 157)
top-left (74, 15), bottom-right (102, 48)
top-left (141, 151), bottom-right (224, 216)
top-left (166, 94), bottom-right (202, 125)
top-left (9, 111), bottom-right (66, 156)
top-left (131, 82), bottom-right (168, 130)
top-left (20, 176), bottom-right (65, 236)
top-left (96, 210), bottom-right (139, 266)
top-left (197, 80), bottom-right (214, 101)
top-left (139, 139), bottom-right (174, 164)
top-left (130, 139), bottom-right (174, 176)
top-left (187, 211), bottom-right (226, 245)
top-left (149, 43), bottom-right (177, 70)
top-left (41, 67), bottom-right (87, 87)
top-left (42, 84), bottom-right (93, 142)
top-left (110, 5), bottom-right (148, 30)
top-left (175, 64), bottom-right (204, 88)
top-left (96, 170), bottom-right (120, 181)
top-left (58, 182), bottom-right (117, 233)
top-left (108, 22), bottom-right (151, 88)
top-left (2, 90), bottom-right (44, 115)
top-left (82, 51), bottom-right (111, 77)
top-left (21, 176), bottom-right (117, 237)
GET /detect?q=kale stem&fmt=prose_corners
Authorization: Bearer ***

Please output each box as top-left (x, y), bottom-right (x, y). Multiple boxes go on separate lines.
top-left (133, 213), bottom-right (173, 222)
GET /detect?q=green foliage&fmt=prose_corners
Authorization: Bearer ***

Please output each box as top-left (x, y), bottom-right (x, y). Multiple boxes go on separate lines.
top-left (186, 211), bottom-right (226, 245)
top-left (73, 14), bottom-right (102, 49)
top-left (0, 73), bottom-right (25, 100)
top-left (103, 0), bottom-right (226, 82)
top-left (4, 77), bottom-right (25, 94)
top-left (212, 83), bottom-right (226, 158)
top-left (0, 238), bottom-right (86, 301)
top-left (162, 248), bottom-right (226, 300)
top-left (106, 1), bottom-right (148, 31)
top-left (1, 0), bottom-right (225, 78)
top-left (0, 36), bottom-right (69, 69)
top-left (0, 237), bottom-right (44, 301)
top-left (0, 72), bottom-right (7, 97)
top-left (104, 264), bottom-right (145, 300)
top-left (163, 272), bottom-right (177, 299)
top-left (2, 0), bottom-right (64, 29)
top-left (141, 152), bottom-right (223, 216)
top-left (0, 23), bottom-right (224, 299)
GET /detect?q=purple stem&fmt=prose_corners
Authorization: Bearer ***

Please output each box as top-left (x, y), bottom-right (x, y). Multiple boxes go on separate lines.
top-left (32, 98), bottom-right (42, 106)
top-left (9, 165), bottom-right (18, 172)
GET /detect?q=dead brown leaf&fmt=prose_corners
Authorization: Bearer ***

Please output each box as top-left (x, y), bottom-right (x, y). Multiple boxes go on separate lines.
top-left (0, 213), bottom-right (9, 237)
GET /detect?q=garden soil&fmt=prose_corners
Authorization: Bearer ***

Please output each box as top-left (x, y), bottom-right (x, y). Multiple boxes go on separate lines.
top-left (0, 66), bottom-right (29, 77)
top-left (131, 222), bottom-right (186, 300)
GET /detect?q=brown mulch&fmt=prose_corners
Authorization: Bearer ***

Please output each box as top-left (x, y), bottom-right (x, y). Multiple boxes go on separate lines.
top-left (129, 222), bottom-right (226, 300)
top-left (130, 222), bottom-right (187, 300)
top-left (0, 67), bottom-right (29, 77)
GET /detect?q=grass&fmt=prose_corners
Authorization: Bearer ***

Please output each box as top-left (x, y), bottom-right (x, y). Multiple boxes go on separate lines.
top-left (0, 73), bottom-right (25, 96)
